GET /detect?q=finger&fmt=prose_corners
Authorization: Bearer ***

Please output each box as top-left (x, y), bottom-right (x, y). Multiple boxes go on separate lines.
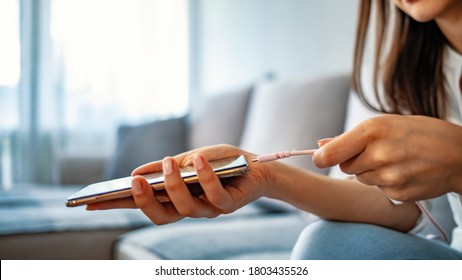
top-left (317, 137), bottom-right (336, 147)
top-left (131, 175), bottom-right (183, 224)
top-left (339, 140), bottom-right (401, 175)
top-left (131, 161), bottom-right (163, 176)
top-left (338, 150), bottom-right (373, 175)
top-left (162, 157), bottom-right (216, 218)
top-left (193, 155), bottom-right (234, 212)
top-left (131, 151), bottom-right (191, 176)
top-left (355, 165), bottom-right (406, 189)
top-left (313, 126), bottom-right (367, 168)
top-left (86, 197), bottom-right (138, 210)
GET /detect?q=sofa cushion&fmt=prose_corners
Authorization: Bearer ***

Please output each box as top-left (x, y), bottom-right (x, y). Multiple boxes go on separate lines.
top-left (188, 86), bottom-right (252, 149)
top-left (0, 185), bottom-right (151, 259)
top-left (239, 73), bottom-right (350, 173)
top-left (115, 212), bottom-right (308, 260)
top-left (104, 117), bottom-right (188, 180)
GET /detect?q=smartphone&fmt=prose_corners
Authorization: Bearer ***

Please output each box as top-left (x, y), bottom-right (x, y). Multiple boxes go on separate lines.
top-left (65, 155), bottom-right (249, 207)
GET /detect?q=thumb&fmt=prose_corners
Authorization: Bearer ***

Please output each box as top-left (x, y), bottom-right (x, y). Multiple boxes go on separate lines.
top-left (313, 130), bottom-right (366, 168)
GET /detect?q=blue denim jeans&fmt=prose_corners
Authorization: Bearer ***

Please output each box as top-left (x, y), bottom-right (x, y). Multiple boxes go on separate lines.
top-left (291, 220), bottom-right (462, 260)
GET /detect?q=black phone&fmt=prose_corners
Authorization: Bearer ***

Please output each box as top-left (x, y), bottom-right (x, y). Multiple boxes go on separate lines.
top-left (65, 155), bottom-right (249, 207)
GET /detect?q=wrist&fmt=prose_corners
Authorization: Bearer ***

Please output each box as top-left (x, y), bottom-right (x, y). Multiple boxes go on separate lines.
top-left (254, 161), bottom-right (286, 199)
top-left (259, 161), bottom-right (311, 202)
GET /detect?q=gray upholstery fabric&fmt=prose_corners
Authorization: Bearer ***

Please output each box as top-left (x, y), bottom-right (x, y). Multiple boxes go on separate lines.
top-left (0, 186), bottom-right (151, 259)
top-left (239, 73), bottom-right (350, 212)
top-left (104, 117), bottom-right (188, 179)
top-left (239, 73), bottom-right (350, 173)
top-left (188, 86), bottom-right (252, 149)
top-left (115, 212), bottom-right (308, 260)
top-left (52, 155), bottom-right (106, 185)
top-left (0, 187), bottom-right (150, 235)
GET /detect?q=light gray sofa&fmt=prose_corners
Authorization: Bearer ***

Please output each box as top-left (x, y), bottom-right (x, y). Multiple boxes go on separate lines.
top-left (1, 73), bottom-right (454, 259)
top-left (111, 73), bottom-right (352, 259)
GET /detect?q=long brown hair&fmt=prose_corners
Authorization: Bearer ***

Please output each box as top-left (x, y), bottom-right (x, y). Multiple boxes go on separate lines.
top-left (352, 0), bottom-right (447, 118)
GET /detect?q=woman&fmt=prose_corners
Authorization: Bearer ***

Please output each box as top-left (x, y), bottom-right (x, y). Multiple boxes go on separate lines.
top-left (89, 0), bottom-right (462, 259)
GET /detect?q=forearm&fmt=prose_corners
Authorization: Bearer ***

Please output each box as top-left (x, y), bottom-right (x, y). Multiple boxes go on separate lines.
top-left (262, 162), bottom-right (421, 232)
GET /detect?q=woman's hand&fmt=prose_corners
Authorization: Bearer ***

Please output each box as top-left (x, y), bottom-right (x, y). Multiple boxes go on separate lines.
top-left (313, 115), bottom-right (462, 202)
top-left (87, 145), bottom-right (273, 225)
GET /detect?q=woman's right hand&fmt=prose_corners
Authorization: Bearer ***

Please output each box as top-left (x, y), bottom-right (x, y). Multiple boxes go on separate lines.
top-left (86, 144), bottom-right (275, 225)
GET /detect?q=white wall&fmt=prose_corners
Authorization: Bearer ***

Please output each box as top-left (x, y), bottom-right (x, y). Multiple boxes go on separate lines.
top-left (191, 0), bottom-right (359, 95)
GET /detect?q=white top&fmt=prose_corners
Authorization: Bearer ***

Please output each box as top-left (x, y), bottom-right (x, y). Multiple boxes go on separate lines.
top-left (444, 46), bottom-right (462, 251)
top-left (329, 46), bottom-right (462, 252)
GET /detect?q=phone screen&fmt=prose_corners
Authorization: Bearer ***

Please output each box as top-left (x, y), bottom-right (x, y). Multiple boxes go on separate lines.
top-left (65, 155), bottom-right (248, 207)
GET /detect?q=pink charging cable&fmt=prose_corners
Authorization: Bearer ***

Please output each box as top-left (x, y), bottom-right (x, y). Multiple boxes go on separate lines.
top-left (251, 138), bottom-right (333, 163)
top-left (415, 201), bottom-right (449, 242)
top-left (251, 149), bottom-right (318, 163)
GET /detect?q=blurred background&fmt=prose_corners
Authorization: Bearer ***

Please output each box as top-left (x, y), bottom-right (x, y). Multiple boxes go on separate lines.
top-left (0, 0), bottom-right (358, 187)
top-left (2, 1), bottom-right (457, 261)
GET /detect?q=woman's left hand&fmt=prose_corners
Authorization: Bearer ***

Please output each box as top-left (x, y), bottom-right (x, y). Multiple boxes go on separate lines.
top-left (86, 144), bottom-right (273, 225)
top-left (313, 115), bottom-right (462, 202)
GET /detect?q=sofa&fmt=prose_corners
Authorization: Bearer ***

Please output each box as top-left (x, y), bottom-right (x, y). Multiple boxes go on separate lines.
top-left (110, 73), bottom-right (352, 259)
top-left (0, 73), bottom-right (455, 259)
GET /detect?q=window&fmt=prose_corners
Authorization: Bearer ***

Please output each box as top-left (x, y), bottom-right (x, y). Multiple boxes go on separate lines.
top-left (0, 0), bottom-right (189, 184)
top-left (49, 0), bottom-right (189, 154)
top-left (0, 0), bottom-right (20, 187)
top-left (0, 0), bottom-right (20, 130)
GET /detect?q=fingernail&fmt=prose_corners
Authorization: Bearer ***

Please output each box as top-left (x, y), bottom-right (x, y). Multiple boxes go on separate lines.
top-left (132, 179), bottom-right (143, 195)
top-left (193, 155), bottom-right (204, 170)
top-left (163, 157), bottom-right (173, 175)
top-left (317, 137), bottom-right (335, 147)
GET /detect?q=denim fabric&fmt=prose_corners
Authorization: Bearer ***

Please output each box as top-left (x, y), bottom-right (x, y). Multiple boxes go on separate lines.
top-left (291, 220), bottom-right (462, 260)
